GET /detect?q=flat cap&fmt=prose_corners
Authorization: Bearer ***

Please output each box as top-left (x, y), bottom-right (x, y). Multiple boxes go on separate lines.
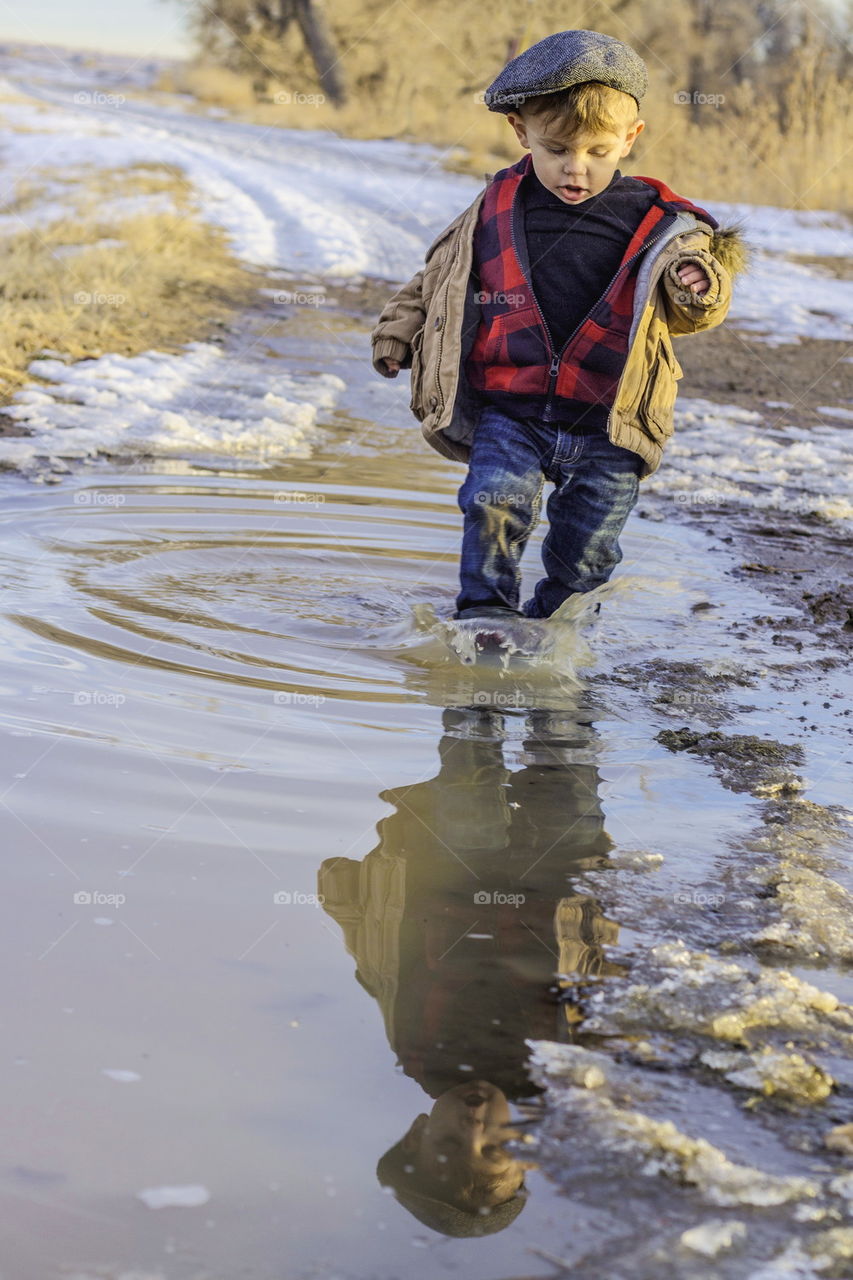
top-left (483, 29), bottom-right (648, 113)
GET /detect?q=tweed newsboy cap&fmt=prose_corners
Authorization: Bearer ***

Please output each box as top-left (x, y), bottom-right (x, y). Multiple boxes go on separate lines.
top-left (483, 29), bottom-right (648, 113)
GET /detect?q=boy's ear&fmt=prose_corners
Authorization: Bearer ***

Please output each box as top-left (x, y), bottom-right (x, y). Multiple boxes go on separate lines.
top-left (400, 1114), bottom-right (429, 1152)
top-left (506, 111), bottom-right (529, 149)
top-left (621, 119), bottom-right (645, 154)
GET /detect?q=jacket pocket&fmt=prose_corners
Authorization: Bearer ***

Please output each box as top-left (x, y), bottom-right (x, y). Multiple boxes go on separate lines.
top-left (638, 335), bottom-right (682, 443)
top-left (481, 305), bottom-right (539, 370)
top-left (409, 325), bottom-right (426, 419)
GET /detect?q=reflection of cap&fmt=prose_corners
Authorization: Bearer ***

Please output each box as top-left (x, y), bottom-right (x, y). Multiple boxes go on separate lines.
top-left (388, 1180), bottom-right (529, 1237)
top-left (377, 1137), bottom-right (528, 1237)
top-left (484, 29), bottom-right (648, 114)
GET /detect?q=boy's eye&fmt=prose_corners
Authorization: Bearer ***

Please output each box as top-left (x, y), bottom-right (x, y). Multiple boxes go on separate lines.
top-left (546, 147), bottom-right (608, 157)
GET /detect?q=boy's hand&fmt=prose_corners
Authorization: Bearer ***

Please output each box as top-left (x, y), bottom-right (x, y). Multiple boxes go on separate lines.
top-left (676, 262), bottom-right (712, 296)
top-left (380, 357), bottom-right (402, 376)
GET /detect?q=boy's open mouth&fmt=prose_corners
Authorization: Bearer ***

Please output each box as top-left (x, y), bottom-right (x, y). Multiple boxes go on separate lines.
top-left (560, 184), bottom-right (587, 195)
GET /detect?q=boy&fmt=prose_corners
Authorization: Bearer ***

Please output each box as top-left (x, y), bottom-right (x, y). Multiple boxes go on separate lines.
top-left (371, 29), bottom-right (748, 630)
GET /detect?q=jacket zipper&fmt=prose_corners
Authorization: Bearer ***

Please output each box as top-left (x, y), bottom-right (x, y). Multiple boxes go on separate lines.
top-left (509, 201), bottom-right (674, 424)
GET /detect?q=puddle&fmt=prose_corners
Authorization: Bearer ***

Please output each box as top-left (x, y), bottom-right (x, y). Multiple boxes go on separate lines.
top-left (0, 284), bottom-right (850, 1280)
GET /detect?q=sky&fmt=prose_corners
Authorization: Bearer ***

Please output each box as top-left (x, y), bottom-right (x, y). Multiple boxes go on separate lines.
top-left (0, 0), bottom-right (192, 58)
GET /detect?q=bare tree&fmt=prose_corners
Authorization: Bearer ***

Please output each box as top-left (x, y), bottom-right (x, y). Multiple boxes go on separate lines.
top-left (172, 0), bottom-right (347, 104)
top-left (293, 0), bottom-right (346, 106)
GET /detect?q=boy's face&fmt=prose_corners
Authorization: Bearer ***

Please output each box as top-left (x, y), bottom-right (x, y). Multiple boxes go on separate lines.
top-left (506, 108), bottom-right (645, 204)
top-left (402, 1081), bottom-right (535, 1207)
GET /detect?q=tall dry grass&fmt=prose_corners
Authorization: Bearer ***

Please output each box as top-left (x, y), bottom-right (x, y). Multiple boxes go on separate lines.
top-left (156, 0), bottom-right (852, 212)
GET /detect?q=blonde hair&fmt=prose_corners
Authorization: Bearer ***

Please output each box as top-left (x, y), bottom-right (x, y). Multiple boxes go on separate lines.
top-left (517, 81), bottom-right (640, 140)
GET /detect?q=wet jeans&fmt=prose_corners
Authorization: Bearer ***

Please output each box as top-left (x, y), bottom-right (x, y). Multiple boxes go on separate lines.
top-left (454, 405), bottom-right (644, 620)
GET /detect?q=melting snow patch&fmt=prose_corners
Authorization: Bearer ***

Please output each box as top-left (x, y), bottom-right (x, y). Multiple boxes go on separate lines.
top-left (136, 1183), bottom-right (210, 1209)
top-left (527, 1042), bottom-right (821, 1207)
top-left (680, 1218), bottom-right (747, 1256)
top-left (645, 397), bottom-right (853, 525)
top-left (0, 342), bottom-right (344, 475)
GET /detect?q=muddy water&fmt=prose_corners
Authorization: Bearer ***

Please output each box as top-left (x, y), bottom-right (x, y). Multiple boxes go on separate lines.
top-left (2, 297), bottom-right (851, 1279)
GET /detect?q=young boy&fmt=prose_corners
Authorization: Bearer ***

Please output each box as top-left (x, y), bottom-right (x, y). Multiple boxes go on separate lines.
top-left (371, 29), bottom-right (748, 628)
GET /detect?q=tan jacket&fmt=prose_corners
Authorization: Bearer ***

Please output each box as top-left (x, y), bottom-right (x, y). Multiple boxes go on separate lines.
top-left (371, 177), bottom-right (750, 479)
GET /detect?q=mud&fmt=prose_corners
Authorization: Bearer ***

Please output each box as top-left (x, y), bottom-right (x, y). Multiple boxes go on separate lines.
top-left (673, 323), bottom-right (853, 429)
top-left (656, 727), bottom-right (804, 791)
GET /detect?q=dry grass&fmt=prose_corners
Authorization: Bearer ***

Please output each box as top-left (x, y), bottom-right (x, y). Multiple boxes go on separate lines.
top-left (156, 63), bottom-right (259, 110)
top-left (0, 163), bottom-right (258, 405)
top-left (155, 0), bottom-right (852, 213)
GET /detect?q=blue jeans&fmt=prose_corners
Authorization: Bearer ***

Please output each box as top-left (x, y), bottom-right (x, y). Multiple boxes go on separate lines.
top-left (454, 406), bottom-right (643, 620)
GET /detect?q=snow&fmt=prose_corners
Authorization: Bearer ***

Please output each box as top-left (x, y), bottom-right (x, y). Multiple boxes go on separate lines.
top-left (644, 397), bottom-right (853, 526)
top-left (680, 1219), bottom-right (748, 1256)
top-left (0, 344), bottom-right (344, 471)
top-left (136, 1183), bottom-right (211, 1209)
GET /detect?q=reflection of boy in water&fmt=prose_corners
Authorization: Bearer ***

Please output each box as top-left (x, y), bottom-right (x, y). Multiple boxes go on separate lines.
top-left (319, 707), bottom-right (621, 1236)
